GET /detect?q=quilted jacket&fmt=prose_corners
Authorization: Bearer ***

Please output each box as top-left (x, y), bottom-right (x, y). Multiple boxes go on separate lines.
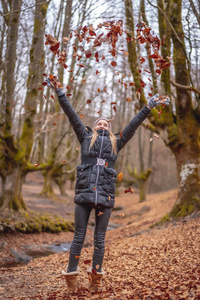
top-left (58, 93), bottom-right (150, 208)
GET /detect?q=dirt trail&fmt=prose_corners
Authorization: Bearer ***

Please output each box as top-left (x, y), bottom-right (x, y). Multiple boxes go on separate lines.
top-left (0, 181), bottom-right (200, 299)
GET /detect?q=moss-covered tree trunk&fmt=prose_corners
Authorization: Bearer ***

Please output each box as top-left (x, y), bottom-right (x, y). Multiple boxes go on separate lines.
top-left (0, 0), bottom-right (49, 214)
top-left (169, 0), bottom-right (200, 216)
top-left (125, 0), bottom-right (200, 217)
top-left (40, 0), bottom-right (74, 196)
top-left (0, 0), bottom-right (23, 211)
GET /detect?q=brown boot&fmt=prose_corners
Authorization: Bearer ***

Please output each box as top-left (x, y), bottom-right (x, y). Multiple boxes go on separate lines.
top-left (62, 268), bottom-right (79, 291)
top-left (87, 267), bottom-right (104, 292)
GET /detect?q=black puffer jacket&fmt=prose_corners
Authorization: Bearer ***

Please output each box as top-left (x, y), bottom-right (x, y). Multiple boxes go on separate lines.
top-left (58, 93), bottom-right (150, 208)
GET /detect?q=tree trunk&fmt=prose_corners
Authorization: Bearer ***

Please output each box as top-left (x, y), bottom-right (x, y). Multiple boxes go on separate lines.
top-left (0, 0), bottom-right (49, 213)
top-left (138, 178), bottom-right (148, 203)
top-left (0, 167), bottom-right (26, 213)
top-left (41, 168), bottom-right (55, 197)
top-left (168, 0), bottom-right (200, 217)
top-left (125, 0), bottom-right (200, 217)
top-left (3, 0), bottom-right (22, 135)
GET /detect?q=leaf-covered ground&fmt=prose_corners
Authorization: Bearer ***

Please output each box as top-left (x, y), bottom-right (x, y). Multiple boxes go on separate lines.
top-left (0, 186), bottom-right (200, 299)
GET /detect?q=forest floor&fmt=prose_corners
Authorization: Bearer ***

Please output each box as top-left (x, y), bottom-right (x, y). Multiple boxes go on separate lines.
top-left (0, 176), bottom-right (200, 299)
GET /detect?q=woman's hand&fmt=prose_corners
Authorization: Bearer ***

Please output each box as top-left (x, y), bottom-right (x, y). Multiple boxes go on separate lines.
top-left (147, 93), bottom-right (170, 110)
top-left (45, 76), bottom-right (64, 96)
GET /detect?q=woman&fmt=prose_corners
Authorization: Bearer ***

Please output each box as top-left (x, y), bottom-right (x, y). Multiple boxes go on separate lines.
top-left (45, 77), bottom-right (170, 291)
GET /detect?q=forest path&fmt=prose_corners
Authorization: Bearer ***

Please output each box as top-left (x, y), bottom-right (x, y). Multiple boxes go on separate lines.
top-left (0, 181), bottom-right (200, 299)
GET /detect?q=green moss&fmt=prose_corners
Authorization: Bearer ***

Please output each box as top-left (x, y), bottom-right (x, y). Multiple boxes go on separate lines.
top-left (150, 213), bottom-right (170, 228)
top-left (40, 3), bottom-right (48, 17)
top-left (170, 195), bottom-right (200, 218)
top-left (34, 18), bottom-right (42, 34)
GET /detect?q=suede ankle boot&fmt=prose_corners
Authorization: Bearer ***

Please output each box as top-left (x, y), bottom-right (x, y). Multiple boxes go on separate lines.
top-left (87, 267), bottom-right (104, 292)
top-left (62, 268), bottom-right (79, 291)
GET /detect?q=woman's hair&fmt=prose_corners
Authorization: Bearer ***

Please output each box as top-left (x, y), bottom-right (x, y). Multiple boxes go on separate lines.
top-left (89, 127), bottom-right (117, 155)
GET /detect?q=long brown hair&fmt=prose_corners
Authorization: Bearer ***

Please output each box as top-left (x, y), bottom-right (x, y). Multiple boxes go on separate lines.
top-left (89, 127), bottom-right (117, 155)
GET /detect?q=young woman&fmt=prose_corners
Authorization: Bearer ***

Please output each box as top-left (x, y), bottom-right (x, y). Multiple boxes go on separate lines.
top-left (45, 77), bottom-right (170, 291)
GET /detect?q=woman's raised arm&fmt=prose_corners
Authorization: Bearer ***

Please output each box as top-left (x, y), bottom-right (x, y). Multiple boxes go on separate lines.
top-left (117, 94), bottom-right (170, 151)
top-left (45, 77), bottom-right (87, 144)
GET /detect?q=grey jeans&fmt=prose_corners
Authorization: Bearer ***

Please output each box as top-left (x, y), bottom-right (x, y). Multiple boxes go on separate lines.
top-left (67, 204), bottom-right (112, 273)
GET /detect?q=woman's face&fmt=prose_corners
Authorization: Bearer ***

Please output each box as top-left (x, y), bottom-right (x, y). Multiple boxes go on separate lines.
top-left (95, 119), bottom-right (109, 131)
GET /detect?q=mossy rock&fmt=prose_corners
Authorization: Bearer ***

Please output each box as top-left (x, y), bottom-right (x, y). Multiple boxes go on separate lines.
top-left (0, 212), bottom-right (74, 233)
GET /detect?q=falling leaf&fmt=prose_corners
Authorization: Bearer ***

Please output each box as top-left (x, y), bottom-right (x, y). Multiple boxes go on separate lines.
top-left (126, 97), bottom-right (132, 102)
top-left (62, 37), bottom-right (70, 43)
top-left (75, 255), bottom-right (80, 259)
top-left (101, 54), bottom-right (105, 60)
top-left (97, 88), bottom-right (100, 93)
top-left (129, 82), bottom-right (135, 86)
top-left (140, 79), bottom-right (146, 88)
top-left (118, 213), bottom-right (125, 216)
top-left (98, 211), bottom-right (104, 216)
top-left (95, 51), bottom-right (99, 62)
top-left (45, 34), bottom-right (60, 54)
top-left (140, 57), bottom-right (145, 63)
top-left (77, 64), bottom-right (85, 67)
top-left (53, 122), bottom-right (56, 126)
top-left (66, 94), bottom-right (72, 96)
top-left (38, 87), bottom-right (44, 90)
top-left (93, 187), bottom-right (96, 190)
top-left (118, 172), bottom-right (123, 181)
top-left (79, 114), bottom-right (84, 119)
top-left (34, 163), bottom-right (40, 167)
top-left (96, 70), bottom-right (100, 75)
top-left (51, 95), bottom-right (56, 101)
top-left (66, 86), bottom-right (72, 90)
top-left (124, 187), bottom-right (134, 194)
top-left (81, 78), bottom-right (86, 84)
top-left (61, 161), bottom-right (66, 163)
top-left (97, 111), bottom-right (100, 114)
top-left (111, 102), bottom-right (117, 105)
top-left (84, 260), bottom-right (91, 264)
top-left (105, 162), bottom-right (108, 167)
top-left (148, 93), bottom-right (153, 97)
top-left (146, 124), bottom-right (149, 129)
top-left (87, 99), bottom-right (92, 104)
top-left (155, 69), bottom-right (162, 74)
top-left (111, 61), bottom-right (117, 67)
top-left (144, 69), bottom-right (151, 73)
top-left (85, 50), bottom-right (92, 58)
top-left (113, 106), bottom-right (116, 112)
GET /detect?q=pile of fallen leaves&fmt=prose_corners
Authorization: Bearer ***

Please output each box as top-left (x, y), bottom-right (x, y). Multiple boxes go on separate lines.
top-left (1, 212), bottom-right (199, 299)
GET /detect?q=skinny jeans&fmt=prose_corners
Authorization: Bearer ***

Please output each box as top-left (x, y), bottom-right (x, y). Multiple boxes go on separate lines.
top-left (67, 204), bottom-right (112, 273)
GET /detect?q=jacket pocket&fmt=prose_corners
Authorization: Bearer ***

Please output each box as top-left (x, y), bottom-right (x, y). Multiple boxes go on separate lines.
top-left (75, 164), bottom-right (91, 189)
top-left (104, 167), bottom-right (117, 194)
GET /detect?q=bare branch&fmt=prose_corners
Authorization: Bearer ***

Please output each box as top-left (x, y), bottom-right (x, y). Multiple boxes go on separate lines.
top-left (188, 0), bottom-right (200, 26)
top-left (146, 0), bottom-right (183, 45)
top-left (170, 80), bottom-right (200, 95)
top-left (0, 1), bottom-right (50, 17)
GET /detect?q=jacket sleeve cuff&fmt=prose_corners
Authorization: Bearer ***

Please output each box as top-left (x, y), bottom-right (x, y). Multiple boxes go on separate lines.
top-left (55, 88), bottom-right (65, 97)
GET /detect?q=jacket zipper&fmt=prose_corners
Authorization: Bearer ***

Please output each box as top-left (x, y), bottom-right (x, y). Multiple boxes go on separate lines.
top-left (95, 130), bottom-right (104, 205)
